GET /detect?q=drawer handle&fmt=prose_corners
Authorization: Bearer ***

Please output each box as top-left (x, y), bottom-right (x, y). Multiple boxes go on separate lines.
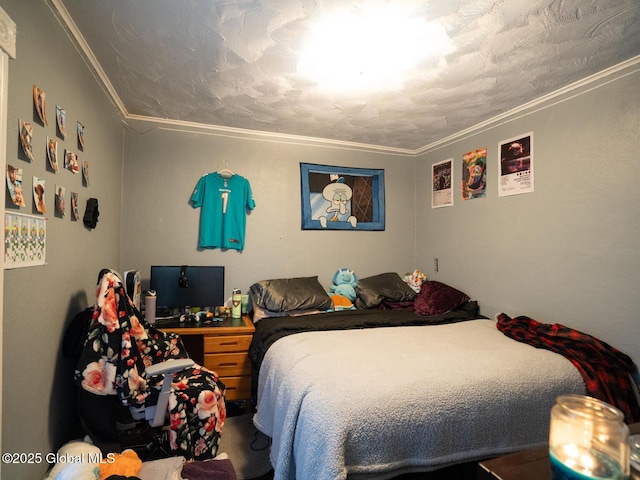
top-left (220, 341), bottom-right (238, 346)
top-left (220, 363), bottom-right (238, 367)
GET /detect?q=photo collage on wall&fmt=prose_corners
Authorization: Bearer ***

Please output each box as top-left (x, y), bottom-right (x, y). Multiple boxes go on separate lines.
top-left (431, 132), bottom-right (534, 208)
top-left (5, 84), bottom-right (95, 268)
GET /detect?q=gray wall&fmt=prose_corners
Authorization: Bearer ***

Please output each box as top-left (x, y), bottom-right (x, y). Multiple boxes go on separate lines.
top-left (416, 63), bottom-right (640, 367)
top-left (1, 0), bottom-right (124, 477)
top-left (121, 124), bottom-right (418, 295)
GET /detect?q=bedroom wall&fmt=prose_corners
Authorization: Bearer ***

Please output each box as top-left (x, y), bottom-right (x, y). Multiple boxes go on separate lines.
top-left (1, 0), bottom-right (125, 478)
top-left (120, 124), bottom-right (418, 295)
top-left (415, 61), bottom-right (640, 368)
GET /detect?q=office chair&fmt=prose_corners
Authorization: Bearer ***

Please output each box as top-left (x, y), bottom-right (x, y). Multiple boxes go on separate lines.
top-left (74, 269), bottom-right (226, 461)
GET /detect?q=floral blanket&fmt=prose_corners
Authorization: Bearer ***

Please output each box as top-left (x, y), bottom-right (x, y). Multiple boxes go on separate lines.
top-left (75, 269), bottom-right (226, 460)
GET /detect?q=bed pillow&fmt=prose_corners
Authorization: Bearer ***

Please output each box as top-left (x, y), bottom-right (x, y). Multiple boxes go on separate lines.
top-left (355, 272), bottom-right (417, 309)
top-left (249, 276), bottom-right (333, 313)
top-left (414, 281), bottom-right (470, 316)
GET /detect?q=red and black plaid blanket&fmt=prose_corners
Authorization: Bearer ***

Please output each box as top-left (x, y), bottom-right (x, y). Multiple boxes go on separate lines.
top-left (496, 313), bottom-right (640, 424)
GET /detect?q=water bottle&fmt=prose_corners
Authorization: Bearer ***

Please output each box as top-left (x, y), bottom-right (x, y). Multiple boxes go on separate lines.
top-left (231, 288), bottom-right (242, 319)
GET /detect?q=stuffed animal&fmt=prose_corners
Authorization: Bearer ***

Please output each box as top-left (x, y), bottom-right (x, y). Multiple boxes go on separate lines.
top-left (404, 269), bottom-right (426, 293)
top-left (329, 268), bottom-right (358, 302)
top-left (44, 440), bottom-right (101, 480)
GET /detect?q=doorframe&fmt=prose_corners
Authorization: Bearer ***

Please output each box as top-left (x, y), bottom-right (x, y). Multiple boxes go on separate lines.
top-left (0, 6), bottom-right (17, 476)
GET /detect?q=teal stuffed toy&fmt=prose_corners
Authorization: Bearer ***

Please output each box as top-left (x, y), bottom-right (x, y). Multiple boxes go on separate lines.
top-left (330, 268), bottom-right (358, 302)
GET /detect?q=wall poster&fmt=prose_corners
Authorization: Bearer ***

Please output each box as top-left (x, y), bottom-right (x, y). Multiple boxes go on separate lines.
top-left (499, 132), bottom-right (534, 196)
top-left (462, 147), bottom-right (487, 200)
top-left (4, 212), bottom-right (46, 268)
top-left (300, 163), bottom-right (385, 230)
top-left (432, 158), bottom-right (453, 208)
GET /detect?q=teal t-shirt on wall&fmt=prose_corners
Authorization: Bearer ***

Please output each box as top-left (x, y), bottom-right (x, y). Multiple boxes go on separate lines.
top-left (190, 172), bottom-right (256, 250)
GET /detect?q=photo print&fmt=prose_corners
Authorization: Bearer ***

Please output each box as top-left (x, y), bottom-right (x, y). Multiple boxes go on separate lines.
top-left (82, 160), bottom-right (90, 186)
top-left (33, 177), bottom-right (47, 214)
top-left (6, 164), bottom-right (26, 207)
top-left (55, 184), bottom-right (66, 218)
top-left (64, 149), bottom-right (79, 174)
top-left (47, 136), bottom-right (59, 172)
top-left (33, 84), bottom-right (48, 125)
top-left (19, 118), bottom-right (34, 162)
top-left (56, 104), bottom-right (66, 139)
top-left (77, 121), bottom-right (85, 150)
top-left (70, 192), bottom-right (79, 220)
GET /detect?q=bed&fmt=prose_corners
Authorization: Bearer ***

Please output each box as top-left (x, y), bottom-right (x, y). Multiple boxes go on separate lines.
top-left (246, 273), bottom-right (632, 480)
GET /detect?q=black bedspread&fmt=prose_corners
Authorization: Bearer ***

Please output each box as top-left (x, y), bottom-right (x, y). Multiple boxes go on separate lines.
top-left (249, 301), bottom-right (481, 393)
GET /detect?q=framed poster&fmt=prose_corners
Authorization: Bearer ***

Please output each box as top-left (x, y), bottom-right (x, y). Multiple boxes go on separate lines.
top-left (432, 158), bottom-right (453, 208)
top-left (499, 132), bottom-right (534, 196)
top-left (300, 163), bottom-right (385, 230)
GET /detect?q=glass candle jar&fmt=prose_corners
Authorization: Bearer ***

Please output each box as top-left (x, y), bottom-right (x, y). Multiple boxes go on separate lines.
top-left (549, 394), bottom-right (630, 480)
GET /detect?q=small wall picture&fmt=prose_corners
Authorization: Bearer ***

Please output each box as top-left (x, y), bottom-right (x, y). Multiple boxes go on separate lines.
top-left (82, 160), bottom-right (90, 186)
top-left (70, 192), bottom-right (79, 220)
top-left (55, 185), bottom-right (66, 218)
top-left (462, 147), bottom-right (487, 200)
top-left (56, 104), bottom-right (66, 139)
top-left (7, 164), bottom-right (26, 207)
top-left (64, 149), bottom-right (79, 174)
top-left (19, 118), bottom-right (34, 162)
top-left (33, 85), bottom-right (48, 125)
top-left (33, 177), bottom-right (47, 214)
top-left (47, 136), bottom-right (59, 172)
top-left (77, 121), bottom-right (85, 150)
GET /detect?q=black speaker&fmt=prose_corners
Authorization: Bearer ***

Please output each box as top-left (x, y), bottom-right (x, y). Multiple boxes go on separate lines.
top-left (178, 265), bottom-right (189, 288)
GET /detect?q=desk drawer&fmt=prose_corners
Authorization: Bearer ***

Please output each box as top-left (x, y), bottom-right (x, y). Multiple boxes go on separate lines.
top-left (221, 376), bottom-right (252, 401)
top-left (204, 335), bottom-right (252, 353)
top-left (205, 353), bottom-right (252, 376)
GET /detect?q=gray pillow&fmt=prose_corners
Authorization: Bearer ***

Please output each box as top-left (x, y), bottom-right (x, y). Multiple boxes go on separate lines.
top-left (355, 272), bottom-right (416, 309)
top-left (249, 276), bottom-right (333, 312)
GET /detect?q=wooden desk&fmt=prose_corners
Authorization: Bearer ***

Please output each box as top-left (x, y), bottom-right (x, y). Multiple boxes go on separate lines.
top-left (478, 422), bottom-right (640, 480)
top-left (159, 315), bottom-right (255, 408)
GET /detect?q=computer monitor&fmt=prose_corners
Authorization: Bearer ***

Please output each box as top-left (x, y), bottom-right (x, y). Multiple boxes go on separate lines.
top-left (150, 265), bottom-right (225, 313)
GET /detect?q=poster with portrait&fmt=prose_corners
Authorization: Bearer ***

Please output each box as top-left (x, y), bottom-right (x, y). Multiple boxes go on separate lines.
top-left (499, 132), bottom-right (534, 197)
top-left (64, 149), bottom-right (79, 174)
top-left (4, 212), bottom-right (47, 268)
top-left (432, 158), bottom-right (453, 208)
top-left (462, 147), bottom-right (487, 200)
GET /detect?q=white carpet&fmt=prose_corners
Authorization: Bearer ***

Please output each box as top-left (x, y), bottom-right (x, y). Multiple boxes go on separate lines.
top-left (218, 414), bottom-right (272, 480)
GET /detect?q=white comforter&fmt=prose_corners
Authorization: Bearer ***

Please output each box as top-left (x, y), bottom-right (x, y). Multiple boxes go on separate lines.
top-left (253, 318), bottom-right (585, 480)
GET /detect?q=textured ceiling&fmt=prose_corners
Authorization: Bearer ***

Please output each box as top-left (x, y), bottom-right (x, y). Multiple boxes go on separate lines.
top-left (54, 0), bottom-right (640, 152)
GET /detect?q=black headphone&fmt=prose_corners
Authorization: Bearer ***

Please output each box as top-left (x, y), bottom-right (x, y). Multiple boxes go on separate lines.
top-left (178, 265), bottom-right (189, 288)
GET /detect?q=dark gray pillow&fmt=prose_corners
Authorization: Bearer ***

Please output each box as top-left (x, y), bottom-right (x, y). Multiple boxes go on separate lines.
top-left (249, 276), bottom-right (333, 312)
top-left (355, 272), bottom-right (416, 309)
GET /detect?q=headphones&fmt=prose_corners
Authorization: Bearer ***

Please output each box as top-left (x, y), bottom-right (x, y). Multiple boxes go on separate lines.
top-left (178, 265), bottom-right (189, 288)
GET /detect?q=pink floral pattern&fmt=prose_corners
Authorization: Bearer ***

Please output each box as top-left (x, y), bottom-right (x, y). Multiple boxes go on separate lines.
top-left (75, 270), bottom-right (226, 460)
